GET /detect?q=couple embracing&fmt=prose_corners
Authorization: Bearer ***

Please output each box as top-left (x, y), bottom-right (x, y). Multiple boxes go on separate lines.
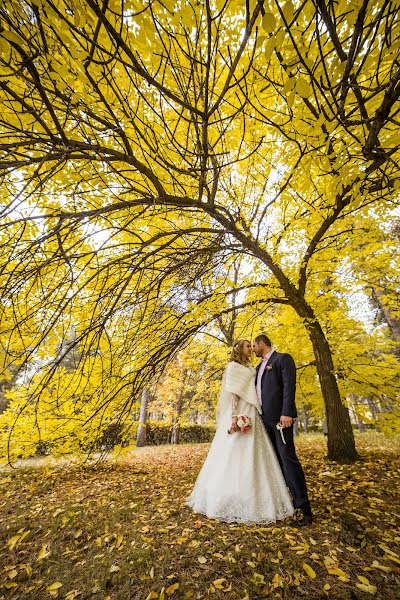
top-left (186, 334), bottom-right (312, 527)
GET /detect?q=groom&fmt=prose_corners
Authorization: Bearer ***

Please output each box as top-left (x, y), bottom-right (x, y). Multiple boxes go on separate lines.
top-left (253, 334), bottom-right (313, 526)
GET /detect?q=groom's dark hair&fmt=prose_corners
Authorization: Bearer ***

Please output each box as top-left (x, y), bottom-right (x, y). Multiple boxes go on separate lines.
top-left (254, 334), bottom-right (272, 347)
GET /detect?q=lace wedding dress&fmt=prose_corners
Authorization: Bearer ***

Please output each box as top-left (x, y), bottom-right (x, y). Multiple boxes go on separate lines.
top-left (186, 361), bottom-right (294, 523)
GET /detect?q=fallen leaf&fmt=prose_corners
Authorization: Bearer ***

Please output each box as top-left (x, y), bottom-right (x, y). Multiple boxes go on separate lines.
top-left (303, 562), bottom-right (316, 579)
top-left (356, 583), bottom-right (377, 595)
top-left (166, 583), bottom-right (179, 596)
top-left (109, 565), bottom-right (120, 573)
top-left (7, 569), bottom-right (18, 580)
top-left (47, 581), bottom-right (63, 597)
top-left (20, 563), bottom-right (32, 577)
top-left (37, 544), bottom-right (51, 561)
top-left (7, 534), bottom-right (22, 550)
top-left (213, 578), bottom-right (226, 589)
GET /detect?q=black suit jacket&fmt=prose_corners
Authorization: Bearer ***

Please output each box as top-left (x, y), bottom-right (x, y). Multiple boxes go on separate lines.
top-left (255, 351), bottom-right (297, 421)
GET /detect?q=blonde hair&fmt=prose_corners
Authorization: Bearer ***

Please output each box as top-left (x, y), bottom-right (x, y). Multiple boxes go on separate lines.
top-left (230, 339), bottom-right (250, 366)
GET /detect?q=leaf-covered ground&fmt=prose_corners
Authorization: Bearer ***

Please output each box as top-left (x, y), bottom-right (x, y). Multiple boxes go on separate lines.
top-left (1, 433), bottom-right (400, 600)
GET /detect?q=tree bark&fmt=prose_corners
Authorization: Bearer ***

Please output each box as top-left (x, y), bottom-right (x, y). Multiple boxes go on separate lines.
top-left (136, 388), bottom-right (150, 447)
top-left (366, 396), bottom-right (377, 420)
top-left (305, 318), bottom-right (359, 462)
top-left (0, 363), bottom-right (20, 414)
top-left (301, 406), bottom-right (309, 434)
top-left (171, 389), bottom-right (184, 444)
top-left (350, 394), bottom-right (366, 432)
top-left (371, 288), bottom-right (400, 356)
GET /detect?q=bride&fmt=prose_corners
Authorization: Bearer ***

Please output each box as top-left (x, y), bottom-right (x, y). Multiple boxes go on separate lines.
top-left (186, 339), bottom-right (294, 523)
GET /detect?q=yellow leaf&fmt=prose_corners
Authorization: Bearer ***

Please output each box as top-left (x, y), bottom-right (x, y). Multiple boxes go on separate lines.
top-left (166, 583), bottom-right (179, 596)
top-left (262, 13), bottom-right (276, 33)
top-left (110, 565), bottom-right (120, 573)
top-left (287, 88), bottom-right (296, 109)
top-left (384, 554), bottom-right (400, 565)
top-left (37, 544), bottom-right (51, 560)
top-left (150, 567), bottom-right (154, 579)
top-left (197, 556), bottom-right (207, 564)
top-left (272, 573), bottom-right (284, 588)
top-left (282, 1), bottom-right (295, 21)
top-left (302, 562), bottom-right (316, 579)
top-left (371, 561), bottom-right (394, 573)
top-left (264, 36), bottom-right (275, 58)
top-left (356, 583), bottom-right (377, 595)
top-left (65, 591), bottom-right (81, 600)
top-left (7, 569), bottom-right (18, 579)
top-left (20, 563), bottom-right (32, 577)
top-left (7, 534), bottom-right (22, 550)
top-left (296, 77), bottom-right (311, 98)
top-left (47, 582), bottom-right (63, 593)
top-left (283, 77), bottom-right (296, 94)
top-left (19, 530), bottom-right (30, 543)
top-left (326, 567), bottom-right (348, 578)
top-left (145, 593), bottom-right (158, 600)
top-left (213, 579), bottom-right (226, 589)
top-left (323, 584), bottom-right (331, 591)
top-left (358, 575), bottom-right (370, 585)
top-left (1, 30), bottom-right (26, 46)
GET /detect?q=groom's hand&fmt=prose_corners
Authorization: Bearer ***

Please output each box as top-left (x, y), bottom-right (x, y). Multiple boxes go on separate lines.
top-left (280, 415), bottom-right (293, 428)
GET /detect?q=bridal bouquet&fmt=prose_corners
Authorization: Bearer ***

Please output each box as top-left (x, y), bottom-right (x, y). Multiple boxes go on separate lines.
top-left (228, 415), bottom-right (252, 434)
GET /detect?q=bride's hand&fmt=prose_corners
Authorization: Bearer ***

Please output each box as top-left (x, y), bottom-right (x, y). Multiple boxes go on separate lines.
top-left (229, 417), bottom-right (238, 433)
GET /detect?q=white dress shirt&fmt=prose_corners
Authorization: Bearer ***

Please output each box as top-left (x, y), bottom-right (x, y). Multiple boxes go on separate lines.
top-left (256, 350), bottom-right (274, 404)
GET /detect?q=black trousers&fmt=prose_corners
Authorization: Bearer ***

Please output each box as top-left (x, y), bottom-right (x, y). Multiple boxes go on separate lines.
top-left (263, 418), bottom-right (311, 514)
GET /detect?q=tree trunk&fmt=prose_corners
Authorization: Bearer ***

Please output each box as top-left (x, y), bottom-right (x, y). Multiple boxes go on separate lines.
top-left (136, 388), bottom-right (150, 447)
top-left (366, 396), bottom-right (377, 420)
top-left (300, 406), bottom-right (309, 434)
top-left (171, 390), bottom-right (184, 445)
top-left (305, 318), bottom-right (359, 462)
top-left (283, 289), bottom-right (359, 462)
top-left (0, 362), bottom-right (22, 414)
top-left (350, 394), bottom-right (366, 433)
top-left (372, 288), bottom-right (400, 356)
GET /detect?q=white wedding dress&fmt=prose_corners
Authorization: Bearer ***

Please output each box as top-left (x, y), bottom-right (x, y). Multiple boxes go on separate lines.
top-left (186, 361), bottom-right (294, 523)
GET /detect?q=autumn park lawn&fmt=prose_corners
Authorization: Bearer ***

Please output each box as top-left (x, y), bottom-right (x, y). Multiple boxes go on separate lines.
top-left (1, 433), bottom-right (400, 600)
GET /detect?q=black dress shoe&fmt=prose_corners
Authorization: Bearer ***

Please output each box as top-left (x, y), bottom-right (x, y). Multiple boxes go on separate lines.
top-left (293, 513), bottom-right (313, 527)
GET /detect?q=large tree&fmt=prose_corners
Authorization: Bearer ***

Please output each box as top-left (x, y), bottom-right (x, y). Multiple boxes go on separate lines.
top-left (0, 0), bottom-right (398, 462)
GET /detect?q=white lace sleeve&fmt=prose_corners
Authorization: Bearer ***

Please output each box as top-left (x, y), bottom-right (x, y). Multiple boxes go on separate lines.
top-left (231, 393), bottom-right (240, 417)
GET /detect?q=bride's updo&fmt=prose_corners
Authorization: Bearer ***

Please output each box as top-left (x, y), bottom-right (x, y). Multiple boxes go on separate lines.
top-left (230, 339), bottom-right (250, 366)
